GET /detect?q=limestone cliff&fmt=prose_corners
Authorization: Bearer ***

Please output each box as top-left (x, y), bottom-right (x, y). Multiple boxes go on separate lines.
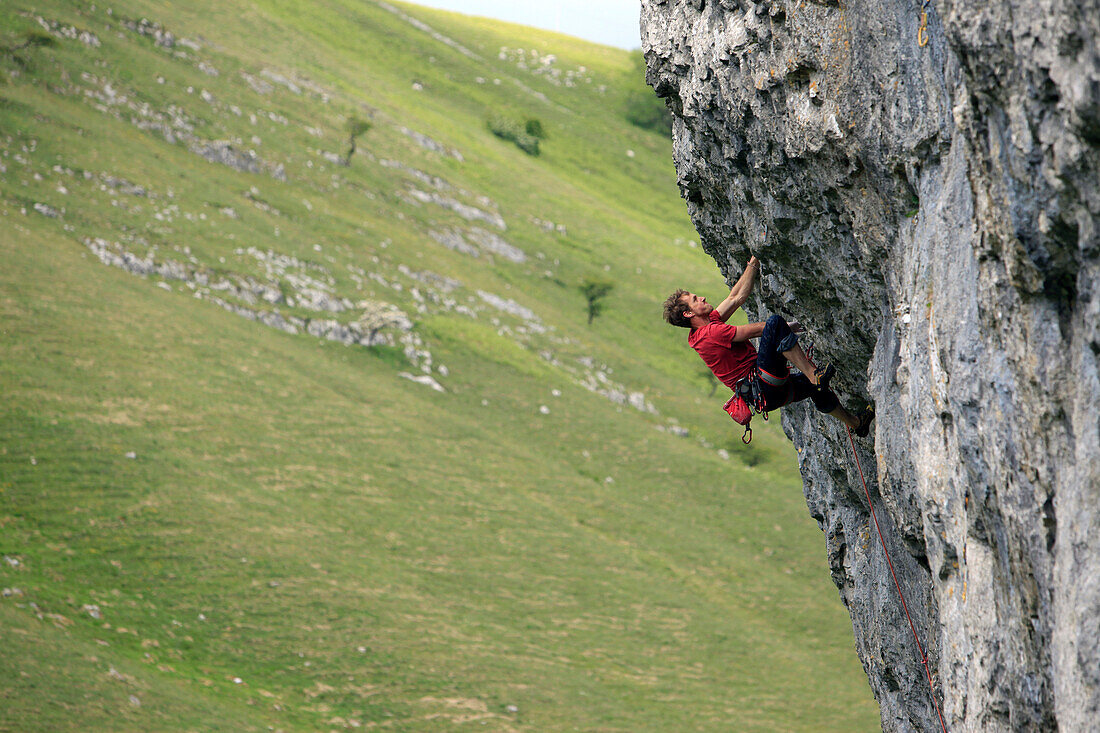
top-left (641, 0), bottom-right (1100, 729)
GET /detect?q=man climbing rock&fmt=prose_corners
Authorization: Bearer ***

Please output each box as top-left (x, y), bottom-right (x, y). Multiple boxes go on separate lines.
top-left (662, 256), bottom-right (873, 436)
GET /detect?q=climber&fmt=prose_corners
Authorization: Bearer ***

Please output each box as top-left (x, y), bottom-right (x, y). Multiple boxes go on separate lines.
top-left (662, 256), bottom-right (874, 436)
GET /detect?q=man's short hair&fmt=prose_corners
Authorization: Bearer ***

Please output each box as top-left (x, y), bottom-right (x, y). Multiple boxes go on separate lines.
top-left (663, 289), bottom-right (692, 328)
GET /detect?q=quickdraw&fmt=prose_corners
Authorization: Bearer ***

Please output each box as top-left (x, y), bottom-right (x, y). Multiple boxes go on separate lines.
top-left (917, 0), bottom-right (931, 48)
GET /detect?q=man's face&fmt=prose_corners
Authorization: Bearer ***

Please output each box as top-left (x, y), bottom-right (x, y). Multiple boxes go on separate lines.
top-left (682, 292), bottom-right (712, 318)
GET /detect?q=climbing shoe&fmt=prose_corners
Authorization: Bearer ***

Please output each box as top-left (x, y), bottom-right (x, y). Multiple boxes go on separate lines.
top-left (814, 362), bottom-right (835, 392)
top-left (854, 406), bottom-right (875, 437)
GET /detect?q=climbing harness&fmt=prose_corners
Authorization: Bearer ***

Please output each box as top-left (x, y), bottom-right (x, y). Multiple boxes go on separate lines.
top-left (846, 427), bottom-right (949, 733)
top-left (917, 0), bottom-right (931, 48)
top-left (725, 363), bottom-right (798, 444)
top-left (756, 365), bottom-right (788, 387)
top-left (725, 370), bottom-right (770, 444)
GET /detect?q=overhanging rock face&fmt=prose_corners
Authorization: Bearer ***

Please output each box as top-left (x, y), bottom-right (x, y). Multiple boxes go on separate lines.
top-left (641, 0), bottom-right (1099, 729)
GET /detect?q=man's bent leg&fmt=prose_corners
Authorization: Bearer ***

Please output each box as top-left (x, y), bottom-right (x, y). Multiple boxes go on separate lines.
top-left (760, 315), bottom-right (823, 386)
top-left (827, 405), bottom-right (859, 429)
top-left (792, 376), bottom-right (861, 429)
top-left (758, 315), bottom-right (796, 379)
top-left (782, 345), bottom-right (822, 385)
top-left (816, 389), bottom-right (867, 431)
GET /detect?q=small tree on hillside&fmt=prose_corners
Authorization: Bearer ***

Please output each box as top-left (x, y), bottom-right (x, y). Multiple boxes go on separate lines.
top-left (342, 116), bottom-right (372, 166)
top-left (579, 277), bottom-right (613, 325)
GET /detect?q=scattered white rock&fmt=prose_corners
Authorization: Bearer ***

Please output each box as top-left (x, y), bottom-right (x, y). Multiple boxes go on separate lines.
top-left (377, 2), bottom-right (481, 66)
top-left (530, 216), bottom-right (568, 236)
top-left (83, 604), bottom-right (102, 619)
top-left (407, 189), bottom-right (505, 229)
top-left (122, 17), bottom-right (176, 47)
top-left (398, 372), bottom-right (445, 392)
top-left (378, 159), bottom-right (452, 190)
top-left (397, 126), bottom-right (464, 161)
top-left (429, 229), bottom-right (480, 258)
top-left (476, 290), bottom-right (538, 323)
top-left (188, 140), bottom-right (263, 175)
top-left (260, 69), bottom-right (301, 94)
top-left (467, 227), bottom-right (526, 262)
top-left (240, 71), bottom-right (273, 95)
top-left (101, 174), bottom-right (148, 196)
top-left (498, 46), bottom-right (592, 87)
top-left (35, 16), bottom-right (100, 46)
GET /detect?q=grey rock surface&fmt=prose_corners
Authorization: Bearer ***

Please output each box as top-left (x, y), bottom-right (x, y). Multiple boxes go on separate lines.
top-left (642, 0), bottom-right (1099, 730)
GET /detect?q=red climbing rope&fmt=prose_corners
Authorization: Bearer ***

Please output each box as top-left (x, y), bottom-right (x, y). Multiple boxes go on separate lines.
top-left (846, 426), bottom-right (949, 733)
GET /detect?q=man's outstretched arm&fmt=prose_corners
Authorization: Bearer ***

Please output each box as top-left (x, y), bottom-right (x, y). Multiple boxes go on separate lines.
top-left (731, 321), bottom-right (766, 342)
top-left (713, 256), bottom-right (759, 322)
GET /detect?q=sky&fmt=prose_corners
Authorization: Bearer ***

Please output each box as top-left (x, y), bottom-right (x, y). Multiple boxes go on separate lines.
top-left (404, 0), bottom-right (643, 50)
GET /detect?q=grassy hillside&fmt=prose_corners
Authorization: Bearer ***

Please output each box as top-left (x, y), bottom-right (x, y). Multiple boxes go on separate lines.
top-left (0, 1), bottom-right (878, 730)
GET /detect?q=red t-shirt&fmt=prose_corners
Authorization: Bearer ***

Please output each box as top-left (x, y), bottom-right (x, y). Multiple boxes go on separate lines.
top-left (688, 311), bottom-right (757, 390)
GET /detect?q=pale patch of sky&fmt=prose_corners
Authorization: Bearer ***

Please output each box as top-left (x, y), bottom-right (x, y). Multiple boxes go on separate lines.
top-left (404, 0), bottom-right (643, 50)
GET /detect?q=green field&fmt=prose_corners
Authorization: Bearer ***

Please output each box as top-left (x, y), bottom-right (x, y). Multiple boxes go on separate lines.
top-left (0, 2), bottom-right (878, 730)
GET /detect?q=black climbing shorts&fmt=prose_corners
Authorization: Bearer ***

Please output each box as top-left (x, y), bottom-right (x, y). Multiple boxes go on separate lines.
top-left (757, 314), bottom-right (839, 414)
